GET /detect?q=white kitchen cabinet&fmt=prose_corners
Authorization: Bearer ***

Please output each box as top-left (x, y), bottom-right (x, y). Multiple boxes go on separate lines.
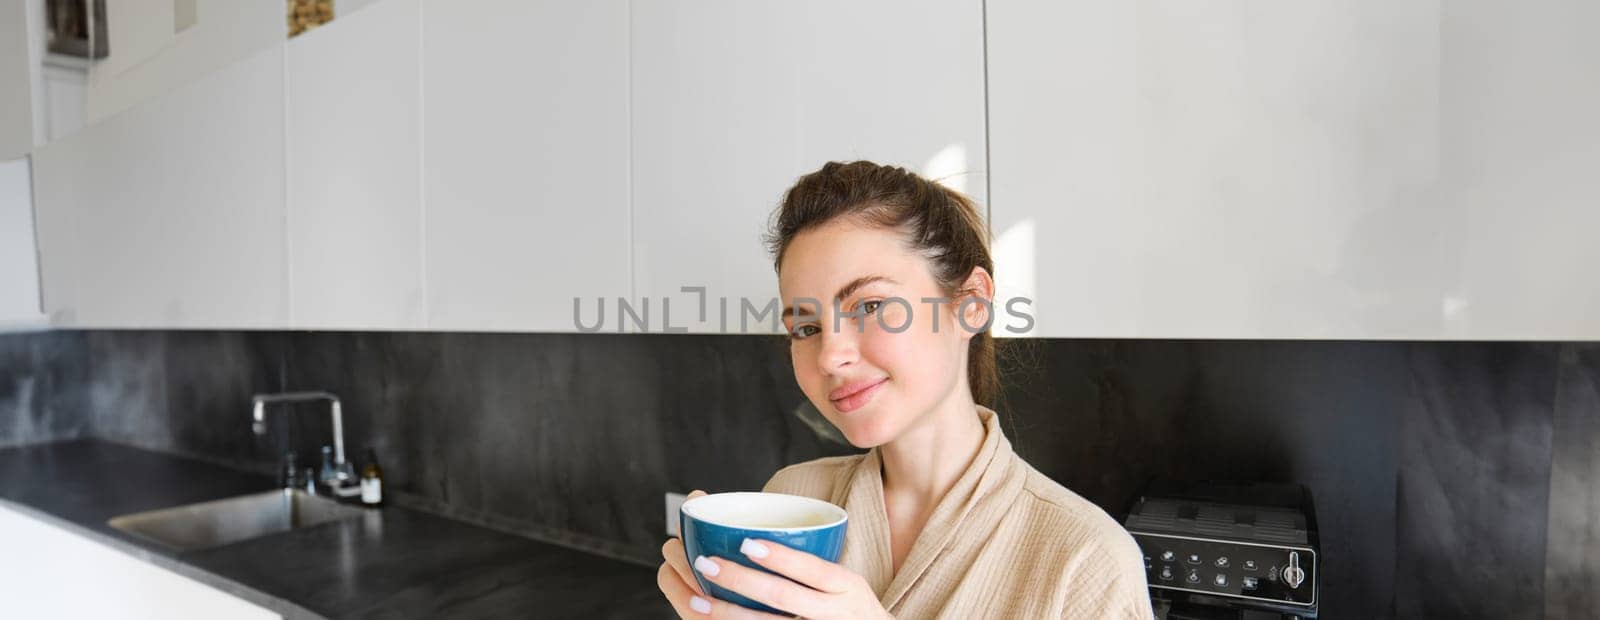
top-left (422, 0), bottom-right (631, 332)
top-left (987, 1), bottom-right (1598, 340)
top-left (31, 45), bottom-right (288, 329)
top-left (287, 0), bottom-right (425, 329)
top-left (1439, 0), bottom-right (1600, 340)
top-left (629, 0), bottom-right (988, 334)
top-left (987, 1), bottom-right (1443, 339)
top-left (0, 158), bottom-right (44, 330)
top-left (0, 503), bottom-right (280, 619)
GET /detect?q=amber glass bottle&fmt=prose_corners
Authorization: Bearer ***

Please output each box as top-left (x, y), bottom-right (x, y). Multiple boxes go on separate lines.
top-left (360, 447), bottom-right (384, 506)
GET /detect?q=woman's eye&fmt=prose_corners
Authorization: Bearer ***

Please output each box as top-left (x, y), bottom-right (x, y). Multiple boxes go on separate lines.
top-left (861, 300), bottom-right (882, 315)
top-left (790, 324), bottom-right (820, 339)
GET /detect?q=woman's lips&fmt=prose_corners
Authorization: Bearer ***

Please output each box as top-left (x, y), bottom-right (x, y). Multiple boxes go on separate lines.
top-left (829, 377), bottom-right (887, 414)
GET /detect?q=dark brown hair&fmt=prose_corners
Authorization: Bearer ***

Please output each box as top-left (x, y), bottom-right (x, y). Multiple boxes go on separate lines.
top-left (764, 160), bottom-right (1000, 408)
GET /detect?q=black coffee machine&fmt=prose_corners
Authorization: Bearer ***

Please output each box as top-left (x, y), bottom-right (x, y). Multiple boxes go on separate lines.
top-left (1124, 480), bottom-right (1319, 620)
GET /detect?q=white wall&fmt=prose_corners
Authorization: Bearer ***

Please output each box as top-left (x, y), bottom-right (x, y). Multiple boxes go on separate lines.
top-left (0, 0), bottom-right (44, 160)
top-left (0, 0), bottom-right (84, 152)
top-left (0, 157), bottom-right (42, 327)
top-left (24, 0), bottom-right (47, 148)
top-left (87, 0), bottom-right (284, 124)
top-left (39, 55), bottom-right (87, 143)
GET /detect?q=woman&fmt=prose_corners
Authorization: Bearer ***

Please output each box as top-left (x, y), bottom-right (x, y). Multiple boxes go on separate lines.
top-left (658, 161), bottom-right (1153, 618)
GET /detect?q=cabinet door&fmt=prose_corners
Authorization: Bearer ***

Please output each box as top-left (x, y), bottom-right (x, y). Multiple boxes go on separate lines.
top-left (630, 0), bottom-right (987, 334)
top-left (1440, 1), bottom-right (1600, 339)
top-left (287, 0), bottom-right (424, 329)
top-left (31, 45), bottom-right (288, 329)
top-left (0, 504), bottom-right (279, 619)
top-left (0, 158), bottom-right (43, 328)
top-left (422, 0), bottom-right (631, 332)
top-left (987, 1), bottom-right (1443, 339)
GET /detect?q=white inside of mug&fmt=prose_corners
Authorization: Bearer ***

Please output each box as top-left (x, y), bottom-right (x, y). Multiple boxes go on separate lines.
top-left (681, 492), bottom-right (848, 531)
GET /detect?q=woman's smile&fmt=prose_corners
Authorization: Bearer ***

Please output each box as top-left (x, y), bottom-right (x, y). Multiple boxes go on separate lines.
top-left (829, 376), bottom-right (888, 413)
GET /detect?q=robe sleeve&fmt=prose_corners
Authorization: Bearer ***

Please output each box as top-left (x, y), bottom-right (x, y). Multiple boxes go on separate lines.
top-left (1060, 528), bottom-right (1156, 619)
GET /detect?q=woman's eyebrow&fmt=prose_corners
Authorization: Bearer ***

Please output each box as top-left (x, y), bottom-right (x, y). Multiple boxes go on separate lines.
top-left (834, 275), bottom-right (897, 302)
top-left (780, 275), bottom-right (898, 319)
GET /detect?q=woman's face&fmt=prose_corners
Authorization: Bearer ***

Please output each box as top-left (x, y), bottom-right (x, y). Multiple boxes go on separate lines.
top-left (778, 219), bottom-right (976, 449)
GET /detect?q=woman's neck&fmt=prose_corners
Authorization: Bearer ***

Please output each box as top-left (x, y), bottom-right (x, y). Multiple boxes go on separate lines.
top-left (877, 389), bottom-right (986, 507)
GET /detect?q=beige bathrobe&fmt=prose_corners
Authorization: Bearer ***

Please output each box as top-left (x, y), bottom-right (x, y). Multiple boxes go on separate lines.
top-left (762, 406), bottom-right (1154, 619)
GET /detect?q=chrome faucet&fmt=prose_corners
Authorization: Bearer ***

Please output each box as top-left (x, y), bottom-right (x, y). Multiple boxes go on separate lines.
top-left (251, 391), bottom-right (347, 468)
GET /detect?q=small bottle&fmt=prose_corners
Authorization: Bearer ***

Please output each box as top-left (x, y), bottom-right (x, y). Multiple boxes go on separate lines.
top-left (360, 447), bottom-right (384, 506)
top-left (318, 446), bottom-right (338, 488)
top-left (280, 450), bottom-right (301, 489)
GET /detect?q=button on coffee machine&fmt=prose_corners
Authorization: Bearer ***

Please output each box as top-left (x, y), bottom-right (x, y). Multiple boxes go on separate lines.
top-left (1125, 480), bottom-right (1319, 619)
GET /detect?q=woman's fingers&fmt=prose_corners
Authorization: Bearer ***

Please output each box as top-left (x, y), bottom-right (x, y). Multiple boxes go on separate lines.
top-left (658, 562), bottom-right (702, 617)
top-left (664, 557), bottom-right (781, 619)
top-left (736, 538), bottom-right (857, 594)
top-left (692, 554), bottom-right (826, 618)
top-left (699, 595), bottom-right (793, 619)
top-left (664, 489), bottom-right (712, 599)
top-left (660, 489), bottom-right (715, 615)
top-left (662, 538), bottom-right (706, 597)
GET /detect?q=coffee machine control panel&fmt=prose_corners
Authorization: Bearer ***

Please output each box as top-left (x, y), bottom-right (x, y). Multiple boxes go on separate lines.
top-left (1134, 533), bottom-right (1317, 608)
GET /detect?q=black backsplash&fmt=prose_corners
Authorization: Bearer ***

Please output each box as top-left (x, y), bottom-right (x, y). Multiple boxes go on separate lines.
top-left (2, 329), bottom-right (1596, 619)
top-left (0, 330), bottom-right (90, 448)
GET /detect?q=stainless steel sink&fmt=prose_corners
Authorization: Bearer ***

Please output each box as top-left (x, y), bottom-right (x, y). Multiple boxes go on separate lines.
top-left (108, 489), bottom-right (367, 551)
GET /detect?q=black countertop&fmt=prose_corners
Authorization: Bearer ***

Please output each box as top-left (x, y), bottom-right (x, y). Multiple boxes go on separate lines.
top-left (0, 440), bottom-right (672, 619)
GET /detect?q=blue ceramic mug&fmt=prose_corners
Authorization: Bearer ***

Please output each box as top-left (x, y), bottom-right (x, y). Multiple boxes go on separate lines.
top-left (679, 492), bottom-right (849, 615)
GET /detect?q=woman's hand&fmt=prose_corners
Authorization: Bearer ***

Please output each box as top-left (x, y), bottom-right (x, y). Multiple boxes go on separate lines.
top-left (686, 537), bottom-right (891, 619)
top-left (659, 490), bottom-right (710, 618)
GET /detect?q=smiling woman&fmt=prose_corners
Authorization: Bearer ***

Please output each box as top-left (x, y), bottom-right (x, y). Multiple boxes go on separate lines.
top-left (657, 161), bottom-right (1154, 619)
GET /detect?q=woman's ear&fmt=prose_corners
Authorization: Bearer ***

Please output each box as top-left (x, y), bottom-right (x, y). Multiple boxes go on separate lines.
top-left (955, 266), bottom-right (996, 340)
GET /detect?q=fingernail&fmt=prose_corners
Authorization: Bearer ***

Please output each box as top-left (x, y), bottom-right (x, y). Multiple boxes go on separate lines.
top-left (741, 538), bottom-right (770, 558)
top-left (693, 555), bottom-right (720, 577)
top-left (690, 595), bottom-right (712, 614)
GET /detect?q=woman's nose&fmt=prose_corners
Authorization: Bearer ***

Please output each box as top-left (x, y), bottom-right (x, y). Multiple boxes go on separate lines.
top-left (817, 324), bottom-right (861, 372)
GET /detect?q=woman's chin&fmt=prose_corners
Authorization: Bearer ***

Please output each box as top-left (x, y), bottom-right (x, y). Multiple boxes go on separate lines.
top-left (842, 432), bottom-right (884, 449)
top-left (835, 412), bottom-right (901, 449)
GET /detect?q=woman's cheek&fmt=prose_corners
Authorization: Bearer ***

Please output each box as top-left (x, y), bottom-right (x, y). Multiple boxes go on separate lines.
top-left (886, 307), bottom-right (959, 394)
top-left (790, 346), bottom-right (822, 399)
top-left (875, 303), bottom-right (913, 334)
top-left (861, 315), bottom-right (916, 378)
